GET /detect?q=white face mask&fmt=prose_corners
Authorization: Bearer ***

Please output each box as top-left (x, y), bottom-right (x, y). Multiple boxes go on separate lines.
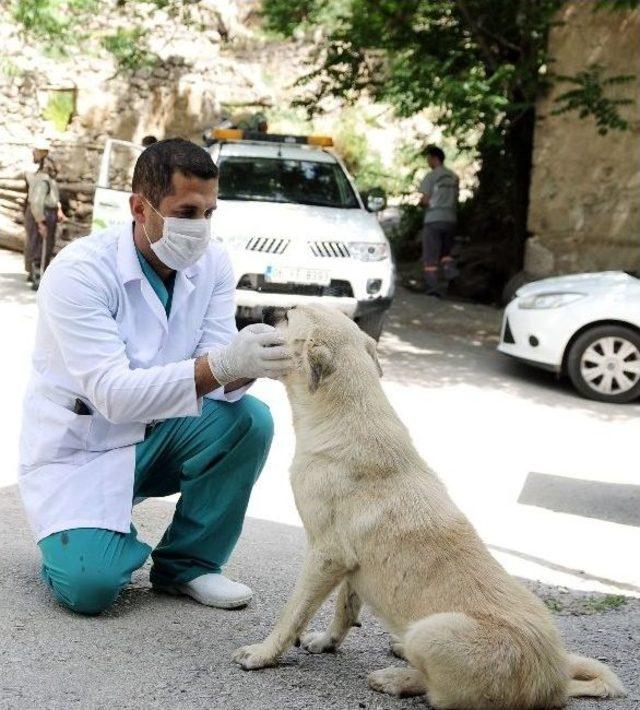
top-left (142, 198), bottom-right (212, 271)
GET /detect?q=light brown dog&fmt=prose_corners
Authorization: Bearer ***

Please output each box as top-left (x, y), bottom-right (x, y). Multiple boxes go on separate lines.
top-left (233, 305), bottom-right (626, 709)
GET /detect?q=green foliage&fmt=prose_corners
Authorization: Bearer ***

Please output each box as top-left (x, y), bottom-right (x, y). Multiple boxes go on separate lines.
top-left (0, 57), bottom-right (24, 78)
top-left (11, 0), bottom-right (65, 41)
top-left (43, 89), bottom-right (74, 131)
top-left (544, 594), bottom-right (628, 616)
top-left (11, 0), bottom-right (99, 54)
top-left (552, 65), bottom-right (634, 135)
top-left (595, 0), bottom-right (639, 9)
top-left (11, 0), bottom-right (155, 69)
top-left (261, 0), bottom-right (351, 35)
top-left (264, 104), bottom-right (410, 196)
top-left (102, 28), bottom-right (157, 72)
top-left (261, 0), bottom-right (318, 34)
top-left (544, 598), bottom-right (564, 613)
top-left (332, 115), bottom-right (387, 191)
top-left (386, 203), bottom-right (423, 262)
top-left (264, 0), bottom-right (636, 148)
top-left (266, 0), bottom-right (563, 147)
top-left (583, 595), bottom-right (627, 613)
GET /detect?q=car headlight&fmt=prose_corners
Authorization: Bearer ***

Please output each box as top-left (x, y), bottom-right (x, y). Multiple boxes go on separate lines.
top-left (518, 292), bottom-right (586, 309)
top-left (348, 242), bottom-right (389, 261)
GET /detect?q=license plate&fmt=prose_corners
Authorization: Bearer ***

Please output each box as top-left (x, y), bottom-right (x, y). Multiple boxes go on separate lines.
top-left (265, 266), bottom-right (331, 286)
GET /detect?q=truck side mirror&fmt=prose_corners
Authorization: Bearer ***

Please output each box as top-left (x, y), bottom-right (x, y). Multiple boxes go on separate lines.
top-left (363, 187), bottom-right (387, 213)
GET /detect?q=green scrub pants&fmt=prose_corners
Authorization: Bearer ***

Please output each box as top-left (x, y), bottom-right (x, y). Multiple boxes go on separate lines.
top-left (38, 395), bottom-right (273, 615)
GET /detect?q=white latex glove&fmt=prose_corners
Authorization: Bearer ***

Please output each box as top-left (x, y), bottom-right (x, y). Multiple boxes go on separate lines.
top-left (207, 323), bottom-right (292, 385)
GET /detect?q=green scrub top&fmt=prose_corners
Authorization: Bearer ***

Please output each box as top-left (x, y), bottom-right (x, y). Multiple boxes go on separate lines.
top-left (136, 247), bottom-right (176, 316)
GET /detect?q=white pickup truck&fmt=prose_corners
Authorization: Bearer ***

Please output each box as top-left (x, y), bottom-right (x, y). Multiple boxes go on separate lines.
top-left (92, 131), bottom-right (395, 339)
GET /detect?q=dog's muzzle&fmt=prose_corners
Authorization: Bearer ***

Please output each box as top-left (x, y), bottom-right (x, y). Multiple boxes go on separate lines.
top-left (262, 306), bottom-right (289, 327)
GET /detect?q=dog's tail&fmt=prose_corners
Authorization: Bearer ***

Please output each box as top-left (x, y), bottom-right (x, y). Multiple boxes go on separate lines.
top-left (566, 654), bottom-right (626, 698)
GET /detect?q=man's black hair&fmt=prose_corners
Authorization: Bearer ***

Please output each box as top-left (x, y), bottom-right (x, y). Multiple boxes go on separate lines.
top-left (132, 138), bottom-right (218, 206)
top-left (425, 145), bottom-right (445, 163)
top-left (141, 135), bottom-right (158, 147)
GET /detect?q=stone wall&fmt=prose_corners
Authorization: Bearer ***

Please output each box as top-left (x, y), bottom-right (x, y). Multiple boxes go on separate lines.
top-left (525, 1), bottom-right (640, 276)
top-left (0, 0), bottom-right (274, 250)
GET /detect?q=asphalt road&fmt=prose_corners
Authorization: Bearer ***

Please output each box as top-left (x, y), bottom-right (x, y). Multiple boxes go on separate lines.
top-left (0, 249), bottom-right (638, 709)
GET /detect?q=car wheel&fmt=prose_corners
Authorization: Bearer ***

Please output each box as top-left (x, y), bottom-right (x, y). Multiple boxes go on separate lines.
top-left (357, 311), bottom-right (386, 341)
top-left (567, 325), bottom-right (640, 403)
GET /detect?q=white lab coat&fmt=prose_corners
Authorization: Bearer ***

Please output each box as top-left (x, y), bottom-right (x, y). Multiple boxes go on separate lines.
top-left (18, 222), bottom-right (249, 541)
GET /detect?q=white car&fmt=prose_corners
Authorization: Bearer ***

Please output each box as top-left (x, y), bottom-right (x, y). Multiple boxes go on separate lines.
top-left (92, 133), bottom-right (394, 339)
top-left (498, 271), bottom-right (640, 403)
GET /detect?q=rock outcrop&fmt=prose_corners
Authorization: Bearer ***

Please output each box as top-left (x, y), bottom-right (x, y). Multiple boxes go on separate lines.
top-left (526, 1), bottom-right (640, 276)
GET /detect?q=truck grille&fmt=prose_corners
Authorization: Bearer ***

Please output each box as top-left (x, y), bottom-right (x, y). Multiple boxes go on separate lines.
top-left (308, 241), bottom-right (350, 258)
top-left (237, 274), bottom-right (354, 298)
top-left (244, 237), bottom-right (290, 255)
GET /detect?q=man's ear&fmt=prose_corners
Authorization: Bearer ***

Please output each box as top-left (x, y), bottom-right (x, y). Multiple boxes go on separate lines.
top-left (305, 339), bottom-right (335, 393)
top-left (130, 193), bottom-right (146, 224)
top-left (363, 333), bottom-right (383, 377)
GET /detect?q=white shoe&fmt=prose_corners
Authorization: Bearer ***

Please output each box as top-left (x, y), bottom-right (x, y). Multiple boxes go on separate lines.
top-left (160, 573), bottom-right (253, 609)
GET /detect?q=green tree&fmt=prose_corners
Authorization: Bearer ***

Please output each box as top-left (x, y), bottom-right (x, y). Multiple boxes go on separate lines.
top-left (262, 0), bottom-right (635, 296)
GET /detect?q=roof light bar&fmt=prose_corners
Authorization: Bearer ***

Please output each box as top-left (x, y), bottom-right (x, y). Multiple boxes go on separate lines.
top-left (210, 128), bottom-right (333, 147)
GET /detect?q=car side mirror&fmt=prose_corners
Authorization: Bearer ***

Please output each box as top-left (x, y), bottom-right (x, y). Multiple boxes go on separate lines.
top-left (363, 187), bottom-right (387, 213)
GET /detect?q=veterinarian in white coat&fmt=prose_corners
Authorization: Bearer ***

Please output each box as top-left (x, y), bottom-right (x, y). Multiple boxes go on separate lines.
top-left (18, 138), bottom-right (291, 614)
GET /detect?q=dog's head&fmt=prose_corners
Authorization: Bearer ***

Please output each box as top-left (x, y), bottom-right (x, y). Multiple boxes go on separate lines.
top-left (264, 305), bottom-right (382, 394)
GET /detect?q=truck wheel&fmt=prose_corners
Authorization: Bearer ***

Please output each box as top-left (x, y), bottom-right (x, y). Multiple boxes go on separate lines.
top-left (357, 311), bottom-right (386, 341)
top-left (566, 325), bottom-right (640, 403)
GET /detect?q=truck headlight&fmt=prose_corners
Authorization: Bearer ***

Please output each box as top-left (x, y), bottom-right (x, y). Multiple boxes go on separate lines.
top-left (348, 242), bottom-right (389, 261)
top-left (518, 292), bottom-right (586, 309)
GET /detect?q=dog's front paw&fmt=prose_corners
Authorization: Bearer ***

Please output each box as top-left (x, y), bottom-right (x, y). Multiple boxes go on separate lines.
top-left (232, 643), bottom-right (278, 670)
top-left (300, 631), bottom-right (336, 654)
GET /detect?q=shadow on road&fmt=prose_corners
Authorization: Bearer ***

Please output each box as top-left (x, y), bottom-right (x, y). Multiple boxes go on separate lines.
top-left (518, 473), bottom-right (640, 528)
top-left (380, 287), bottom-right (640, 423)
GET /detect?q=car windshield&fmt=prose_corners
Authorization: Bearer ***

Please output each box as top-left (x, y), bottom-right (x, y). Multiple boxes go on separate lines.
top-left (217, 156), bottom-right (359, 209)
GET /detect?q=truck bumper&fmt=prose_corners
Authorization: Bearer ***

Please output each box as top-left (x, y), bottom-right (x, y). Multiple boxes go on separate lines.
top-left (235, 291), bottom-right (393, 321)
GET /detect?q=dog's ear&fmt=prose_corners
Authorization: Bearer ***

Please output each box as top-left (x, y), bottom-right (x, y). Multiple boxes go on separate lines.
top-left (363, 333), bottom-right (383, 377)
top-left (305, 339), bottom-right (335, 393)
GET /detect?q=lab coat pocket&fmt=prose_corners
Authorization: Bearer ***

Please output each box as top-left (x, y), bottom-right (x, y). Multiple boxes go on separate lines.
top-left (30, 397), bottom-right (92, 466)
top-left (86, 415), bottom-right (146, 452)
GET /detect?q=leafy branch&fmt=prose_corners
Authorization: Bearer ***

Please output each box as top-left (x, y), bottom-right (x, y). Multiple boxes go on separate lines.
top-left (101, 28), bottom-right (158, 73)
top-left (551, 65), bottom-right (634, 134)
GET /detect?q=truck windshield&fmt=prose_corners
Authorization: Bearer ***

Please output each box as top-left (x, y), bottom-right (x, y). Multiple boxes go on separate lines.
top-left (217, 156), bottom-right (359, 209)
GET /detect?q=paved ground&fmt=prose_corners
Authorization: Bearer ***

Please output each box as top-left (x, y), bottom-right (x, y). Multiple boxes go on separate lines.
top-left (0, 249), bottom-right (638, 709)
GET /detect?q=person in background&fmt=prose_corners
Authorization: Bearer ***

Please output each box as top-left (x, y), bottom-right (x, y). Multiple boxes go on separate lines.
top-left (251, 113), bottom-right (269, 134)
top-left (24, 137), bottom-right (66, 289)
top-left (417, 145), bottom-right (459, 296)
top-left (141, 135), bottom-right (158, 147)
